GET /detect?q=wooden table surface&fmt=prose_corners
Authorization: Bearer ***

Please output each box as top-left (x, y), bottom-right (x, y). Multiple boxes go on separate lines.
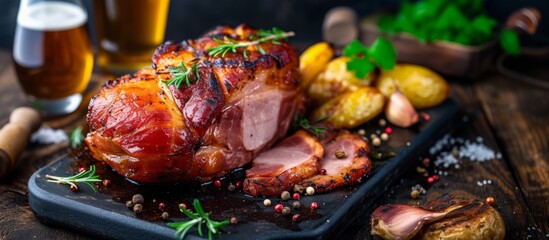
top-left (1, 48), bottom-right (548, 239)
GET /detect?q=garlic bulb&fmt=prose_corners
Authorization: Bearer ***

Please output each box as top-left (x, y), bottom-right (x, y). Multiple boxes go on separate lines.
top-left (371, 200), bottom-right (469, 240)
top-left (385, 88), bottom-right (418, 127)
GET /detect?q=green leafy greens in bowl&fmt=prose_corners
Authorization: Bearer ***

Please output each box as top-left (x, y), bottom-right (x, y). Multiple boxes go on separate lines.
top-left (377, 0), bottom-right (520, 55)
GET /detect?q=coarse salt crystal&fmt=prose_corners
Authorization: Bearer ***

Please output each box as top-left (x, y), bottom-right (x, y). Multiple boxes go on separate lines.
top-left (31, 128), bottom-right (68, 144)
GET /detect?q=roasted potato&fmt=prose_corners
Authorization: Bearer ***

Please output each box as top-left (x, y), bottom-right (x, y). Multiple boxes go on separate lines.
top-left (376, 64), bottom-right (449, 109)
top-left (307, 57), bottom-right (375, 104)
top-left (299, 42), bottom-right (334, 88)
top-left (419, 201), bottom-right (505, 240)
top-left (313, 86), bottom-right (385, 129)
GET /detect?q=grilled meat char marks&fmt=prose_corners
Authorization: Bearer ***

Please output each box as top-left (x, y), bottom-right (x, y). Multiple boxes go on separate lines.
top-left (243, 130), bottom-right (324, 197)
top-left (85, 25), bottom-right (300, 183)
top-left (299, 131), bottom-right (372, 193)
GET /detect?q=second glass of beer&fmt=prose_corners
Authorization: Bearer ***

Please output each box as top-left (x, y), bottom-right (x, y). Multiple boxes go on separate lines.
top-left (94, 0), bottom-right (170, 76)
top-left (13, 0), bottom-right (93, 116)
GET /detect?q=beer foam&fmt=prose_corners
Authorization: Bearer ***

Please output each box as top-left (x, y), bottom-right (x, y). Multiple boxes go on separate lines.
top-left (17, 1), bottom-right (87, 31)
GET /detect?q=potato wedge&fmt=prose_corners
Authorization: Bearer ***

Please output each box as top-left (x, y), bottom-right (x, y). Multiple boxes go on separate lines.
top-left (299, 42), bottom-right (334, 88)
top-left (313, 86), bottom-right (385, 129)
top-left (307, 57), bottom-right (375, 105)
top-left (376, 64), bottom-right (449, 109)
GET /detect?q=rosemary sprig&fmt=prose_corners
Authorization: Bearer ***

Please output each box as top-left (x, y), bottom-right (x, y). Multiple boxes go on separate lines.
top-left (167, 199), bottom-right (230, 240)
top-left (207, 27), bottom-right (295, 58)
top-left (163, 61), bottom-right (199, 88)
top-left (46, 165), bottom-right (102, 192)
top-left (294, 115), bottom-right (328, 138)
top-left (69, 125), bottom-right (84, 148)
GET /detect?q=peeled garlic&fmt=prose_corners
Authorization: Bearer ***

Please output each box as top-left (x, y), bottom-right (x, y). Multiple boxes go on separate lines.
top-left (370, 197), bottom-right (471, 240)
top-left (385, 88), bottom-right (418, 128)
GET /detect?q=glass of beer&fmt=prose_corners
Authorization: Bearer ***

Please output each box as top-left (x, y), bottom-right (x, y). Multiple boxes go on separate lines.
top-left (94, 0), bottom-right (170, 76)
top-left (13, 0), bottom-right (93, 116)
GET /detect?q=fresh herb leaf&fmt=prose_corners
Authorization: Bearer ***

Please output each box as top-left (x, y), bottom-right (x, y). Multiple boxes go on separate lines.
top-left (164, 62), bottom-right (199, 88)
top-left (379, 0), bottom-right (501, 46)
top-left (168, 199), bottom-right (230, 240)
top-left (500, 29), bottom-right (520, 56)
top-left (367, 38), bottom-right (397, 70)
top-left (207, 27), bottom-right (295, 58)
top-left (45, 165), bottom-right (102, 192)
top-left (294, 115), bottom-right (327, 138)
top-left (343, 39), bottom-right (396, 79)
top-left (69, 126), bottom-right (84, 148)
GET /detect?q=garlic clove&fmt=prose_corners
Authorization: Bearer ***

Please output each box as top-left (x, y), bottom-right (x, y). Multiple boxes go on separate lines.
top-left (371, 200), bottom-right (469, 240)
top-left (385, 88), bottom-right (419, 128)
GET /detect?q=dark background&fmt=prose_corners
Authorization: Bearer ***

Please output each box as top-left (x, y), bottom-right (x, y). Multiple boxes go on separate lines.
top-left (1, 0), bottom-right (548, 51)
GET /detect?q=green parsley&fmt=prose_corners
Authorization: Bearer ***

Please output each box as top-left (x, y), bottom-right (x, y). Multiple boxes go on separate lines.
top-left (343, 38), bottom-right (397, 79)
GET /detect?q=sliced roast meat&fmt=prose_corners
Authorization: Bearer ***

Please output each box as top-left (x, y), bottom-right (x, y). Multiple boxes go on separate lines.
top-left (299, 131), bottom-right (372, 193)
top-left (85, 25), bottom-right (300, 183)
top-left (242, 130), bottom-right (323, 196)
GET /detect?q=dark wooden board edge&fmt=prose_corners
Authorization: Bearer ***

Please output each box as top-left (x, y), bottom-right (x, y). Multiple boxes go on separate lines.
top-left (27, 100), bottom-right (459, 240)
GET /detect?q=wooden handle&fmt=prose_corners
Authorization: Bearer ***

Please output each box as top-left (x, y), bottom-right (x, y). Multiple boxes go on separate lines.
top-left (322, 6), bottom-right (358, 47)
top-left (0, 107), bottom-right (40, 178)
top-left (506, 8), bottom-right (542, 35)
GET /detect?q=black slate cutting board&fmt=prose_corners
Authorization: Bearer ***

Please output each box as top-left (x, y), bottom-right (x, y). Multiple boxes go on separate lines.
top-left (28, 99), bottom-right (459, 240)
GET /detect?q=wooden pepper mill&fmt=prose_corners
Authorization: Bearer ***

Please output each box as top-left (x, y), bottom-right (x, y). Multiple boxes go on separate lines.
top-left (0, 107), bottom-right (41, 178)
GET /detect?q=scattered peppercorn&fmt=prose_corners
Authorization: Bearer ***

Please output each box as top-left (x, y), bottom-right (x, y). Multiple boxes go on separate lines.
top-left (292, 201), bottom-right (301, 209)
top-left (214, 179), bottom-right (222, 188)
top-left (126, 200), bottom-right (134, 208)
top-left (281, 191), bottom-right (291, 200)
top-left (432, 175), bottom-right (439, 181)
top-left (292, 192), bottom-right (300, 200)
top-left (132, 194), bottom-right (144, 204)
top-left (235, 181), bottom-right (241, 188)
top-left (422, 158), bottom-right (430, 167)
top-left (451, 147), bottom-right (460, 158)
top-left (102, 179), bottom-right (111, 187)
top-left (380, 133), bottom-right (389, 141)
top-left (274, 204), bottom-right (284, 213)
top-left (422, 113), bottom-right (430, 121)
top-left (133, 203), bottom-right (143, 213)
top-left (70, 185), bottom-right (79, 192)
top-left (357, 129), bottom-right (366, 136)
top-left (292, 214), bottom-right (301, 222)
top-left (161, 212), bottom-right (169, 219)
top-left (378, 119), bottom-right (387, 127)
top-left (228, 183), bottom-right (236, 191)
top-left (310, 202), bottom-right (319, 210)
top-left (335, 149), bottom-right (346, 159)
top-left (320, 169), bottom-right (327, 175)
top-left (486, 197), bottom-right (495, 205)
top-left (293, 184), bottom-right (304, 193)
top-left (306, 186), bottom-right (315, 196)
top-left (372, 137), bottom-right (381, 146)
top-left (263, 199), bottom-right (272, 207)
top-left (427, 176), bottom-right (435, 184)
top-left (282, 206), bottom-right (291, 216)
top-left (158, 202), bottom-right (166, 211)
top-left (384, 127), bottom-right (393, 134)
top-left (410, 189), bottom-right (420, 199)
top-left (230, 217), bottom-right (238, 224)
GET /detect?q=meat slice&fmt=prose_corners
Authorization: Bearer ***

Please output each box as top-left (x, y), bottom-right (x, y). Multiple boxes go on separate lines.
top-left (243, 130), bottom-right (323, 196)
top-left (299, 131), bottom-right (372, 193)
top-left (85, 25), bottom-right (300, 183)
